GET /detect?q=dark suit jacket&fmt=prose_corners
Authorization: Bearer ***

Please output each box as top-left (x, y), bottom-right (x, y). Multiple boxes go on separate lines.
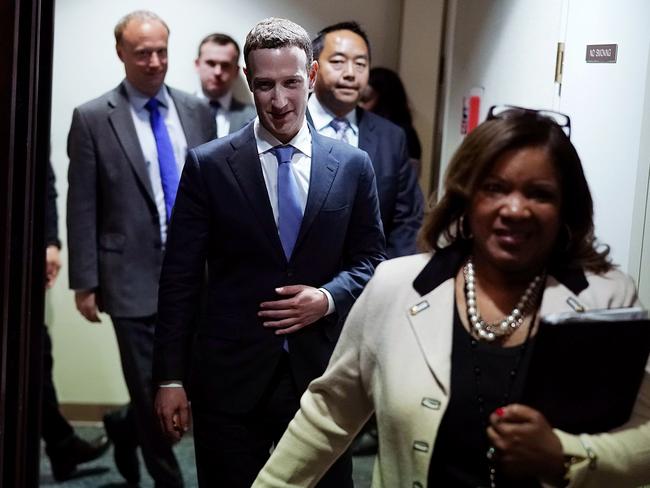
top-left (356, 108), bottom-right (423, 258)
top-left (153, 123), bottom-right (386, 413)
top-left (227, 97), bottom-right (256, 134)
top-left (66, 82), bottom-right (215, 318)
top-left (307, 106), bottom-right (424, 258)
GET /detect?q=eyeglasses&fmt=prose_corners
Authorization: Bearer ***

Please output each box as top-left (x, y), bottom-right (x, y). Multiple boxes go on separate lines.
top-left (486, 104), bottom-right (571, 138)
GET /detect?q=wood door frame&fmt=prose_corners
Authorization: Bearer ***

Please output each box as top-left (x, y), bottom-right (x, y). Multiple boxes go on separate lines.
top-left (0, 0), bottom-right (55, 485)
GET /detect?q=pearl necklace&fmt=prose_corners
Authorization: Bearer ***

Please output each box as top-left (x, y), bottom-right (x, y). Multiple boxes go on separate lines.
top-left (463, 258), bottom-right (545, 342)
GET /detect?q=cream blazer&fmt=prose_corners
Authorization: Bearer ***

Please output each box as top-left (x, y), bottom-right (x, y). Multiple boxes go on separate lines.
top-left (253, 252), bottom-right (650, 488)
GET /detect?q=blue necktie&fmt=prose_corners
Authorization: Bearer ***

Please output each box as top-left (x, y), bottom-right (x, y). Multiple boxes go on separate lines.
top-left (329, 117), bottom-right (350, 143)
top-left (145, 98), bottom-right (179, 221)
top-left (271, 145), bottom-right (302, 260)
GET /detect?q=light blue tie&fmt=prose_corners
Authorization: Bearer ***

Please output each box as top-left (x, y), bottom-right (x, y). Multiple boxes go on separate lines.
top-left (329, 117), bottom-right (350, 143)
top-left (271, 145), bottom-right (302, 260)
top-left (145, 98), bottom-right (179, 221)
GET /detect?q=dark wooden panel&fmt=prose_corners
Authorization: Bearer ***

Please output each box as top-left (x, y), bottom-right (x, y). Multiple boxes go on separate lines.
top-left (0, 0), bottom-right (55, 486)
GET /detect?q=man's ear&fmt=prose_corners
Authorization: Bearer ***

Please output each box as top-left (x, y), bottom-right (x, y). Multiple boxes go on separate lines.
top-left (194, 58), bottom-right (200, 70)
top-left (308, 61), bottom-right (318, 89)
top-left (116, 43), bottom-right (124, 62)
top-left (243, 66), bottom-right (253, 91)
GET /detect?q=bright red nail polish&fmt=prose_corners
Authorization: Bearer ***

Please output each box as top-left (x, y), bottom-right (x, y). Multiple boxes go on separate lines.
top-left (495, 407), bottom-right (505, 417)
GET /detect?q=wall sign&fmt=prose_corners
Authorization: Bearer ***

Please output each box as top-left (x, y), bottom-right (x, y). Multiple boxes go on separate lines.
top-left (586, 44), bottom-right (618, 63)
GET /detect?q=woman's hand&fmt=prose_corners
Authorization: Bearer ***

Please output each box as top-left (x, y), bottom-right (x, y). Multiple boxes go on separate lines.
top-left (487, 403), bottom-right (565, 482)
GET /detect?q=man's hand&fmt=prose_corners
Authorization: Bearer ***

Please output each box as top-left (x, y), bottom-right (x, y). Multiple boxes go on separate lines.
top-left (74, 290), bottom-right (101, 323)
top-left (487, 403), bottom-right (565, 482)
top-left (258, 285), bottom-right (328, 334)
top-left (155, 387), bottom-right (191, 443)
top-left (45, 245), bottom-right (61, 289)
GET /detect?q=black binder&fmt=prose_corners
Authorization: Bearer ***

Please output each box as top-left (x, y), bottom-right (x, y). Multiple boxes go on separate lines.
top-left (522, 307), bottom-right (650, 434)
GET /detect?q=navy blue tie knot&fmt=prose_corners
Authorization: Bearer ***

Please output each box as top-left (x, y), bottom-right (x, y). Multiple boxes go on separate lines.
top-left (271, 145), bottom-right (296, 165)
top-left (145, 97), bottom-right (160, 112)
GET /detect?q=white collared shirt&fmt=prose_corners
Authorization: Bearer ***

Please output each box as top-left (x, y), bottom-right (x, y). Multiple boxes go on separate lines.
top-left (197, 90), bottom-right (233, 137)
top-left (307, 95), bottom-right (360, 147)
top-left (124, 80), bottom-right (188, 244)
top-left (253, 118), bottom-right (312, 224)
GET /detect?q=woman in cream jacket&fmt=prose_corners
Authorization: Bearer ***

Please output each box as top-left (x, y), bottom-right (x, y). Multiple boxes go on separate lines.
top-left (253, 107), bottom-right (650, 487)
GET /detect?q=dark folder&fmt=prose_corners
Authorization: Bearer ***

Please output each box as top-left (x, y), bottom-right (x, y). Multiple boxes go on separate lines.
top-left (522, 307), bottom-right (650, 434)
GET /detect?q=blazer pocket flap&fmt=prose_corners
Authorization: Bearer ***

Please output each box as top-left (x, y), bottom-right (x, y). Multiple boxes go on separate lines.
top-left (99, 233), bottom-right (125, 251)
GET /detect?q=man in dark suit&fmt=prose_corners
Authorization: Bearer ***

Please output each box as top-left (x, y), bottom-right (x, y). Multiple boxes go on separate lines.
top-left (308, 20), bottom-right (424, 455)
top-left (308, 21), bottom-right (424, 259)
top-left (66, 10), bottom-right (215, 487)
top-left (195, 33), bottom-right (256, 137)
top-left (153, 17), bottom-right (385, 488)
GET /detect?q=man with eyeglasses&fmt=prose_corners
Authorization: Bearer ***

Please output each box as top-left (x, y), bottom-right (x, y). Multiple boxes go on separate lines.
top-left (66, 10), bottom-right (214, 487)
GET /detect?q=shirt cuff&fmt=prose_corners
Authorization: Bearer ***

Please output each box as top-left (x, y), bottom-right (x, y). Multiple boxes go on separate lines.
top-left (159, 381), bottom-right (183, 388)
top-left (318, 287), bottom-right (335, 316)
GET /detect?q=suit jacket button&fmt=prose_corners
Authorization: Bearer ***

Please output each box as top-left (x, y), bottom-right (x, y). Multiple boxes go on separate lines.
top-left (421, 397), bottom-right (441, 410)
top-left (413, 441), bottom-right (429, 452)
top-left (286, 269), bottom-right (294, 277)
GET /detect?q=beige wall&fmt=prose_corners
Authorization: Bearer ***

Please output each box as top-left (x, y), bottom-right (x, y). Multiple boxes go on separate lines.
top-left (398, 0), bottom-right (446, 201)
top-left (49, 0), bottom-right (408, 406)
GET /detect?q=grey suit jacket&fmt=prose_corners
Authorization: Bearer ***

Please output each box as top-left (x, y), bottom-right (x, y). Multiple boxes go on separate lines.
top-left (227, 97), bottom-right (256, 134)
top-left (66, 82), bottom-right (215, 317)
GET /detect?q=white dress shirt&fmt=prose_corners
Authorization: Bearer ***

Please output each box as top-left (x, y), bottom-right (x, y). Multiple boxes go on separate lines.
top-left (124, 80), bottom-right (188, 245)
top-left (307, 95), bottom-right (359, 147)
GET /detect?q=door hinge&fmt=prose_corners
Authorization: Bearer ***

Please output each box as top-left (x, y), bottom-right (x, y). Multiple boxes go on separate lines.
top-left (555, 42), bottom-right (565, 84)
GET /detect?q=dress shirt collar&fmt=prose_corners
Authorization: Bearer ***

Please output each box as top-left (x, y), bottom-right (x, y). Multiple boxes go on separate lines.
top-left (307, 94), bottom-right (359, 136)
top-left (197, 90), bottom-right (233, 111)
top-left (254, 118), bottom-right (312, 158)
top-left (123, 79), bottom-right (170, 111)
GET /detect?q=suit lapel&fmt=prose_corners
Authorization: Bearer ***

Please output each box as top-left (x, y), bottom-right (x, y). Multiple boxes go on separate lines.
top-left (357, 108), bottom-right (379, 164)
top-left (406, 280), bottom-right (455, 395)
top-left (226, 127), bottom-right (286, 262)
top-left (293, 133), bottom-right (339, 256)
top-left (107, 84), bottom-right (156, 205)
top-left (169, 87), bottom-right (205, 147)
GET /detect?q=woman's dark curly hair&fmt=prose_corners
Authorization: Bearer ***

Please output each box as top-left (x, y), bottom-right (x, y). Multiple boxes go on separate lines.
top-left (418, 112), bottom-right (612, 273)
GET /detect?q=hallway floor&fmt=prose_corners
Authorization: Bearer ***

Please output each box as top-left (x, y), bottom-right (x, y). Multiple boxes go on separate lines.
top-left (39, 425), bottom-right (374, 487)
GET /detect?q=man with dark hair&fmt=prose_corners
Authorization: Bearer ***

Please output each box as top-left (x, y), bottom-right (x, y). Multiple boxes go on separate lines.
top-left (309, 21), bottom-right (423, 259)
top-left (309, 20), bottom-right (424, 456)
top-left (153, 16), bottom-right (385, 488)
top-left (66, 9), bottom-right (215, 487)
top-left (195, 32), bottom-right (256, 137)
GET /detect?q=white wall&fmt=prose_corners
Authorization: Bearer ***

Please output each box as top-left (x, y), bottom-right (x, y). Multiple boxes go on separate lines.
top-left (438, 0), bottom-right (650, 277)
top-left (49, 0), bottom-right (402, 405)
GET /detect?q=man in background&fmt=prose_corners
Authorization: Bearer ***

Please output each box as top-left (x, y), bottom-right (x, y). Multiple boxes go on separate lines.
top-left (309, 21), bottom-right (424, 259)
top-left (195, 33), bottom-right (256, 137)
top-left (66, 10), bottom-right (215, 487)
top-left (309, 20), bottom-right (425, 454)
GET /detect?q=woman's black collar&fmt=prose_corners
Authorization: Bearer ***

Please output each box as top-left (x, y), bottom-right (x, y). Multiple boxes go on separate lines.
top-left (412, 242), bottom-right (589, 297)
